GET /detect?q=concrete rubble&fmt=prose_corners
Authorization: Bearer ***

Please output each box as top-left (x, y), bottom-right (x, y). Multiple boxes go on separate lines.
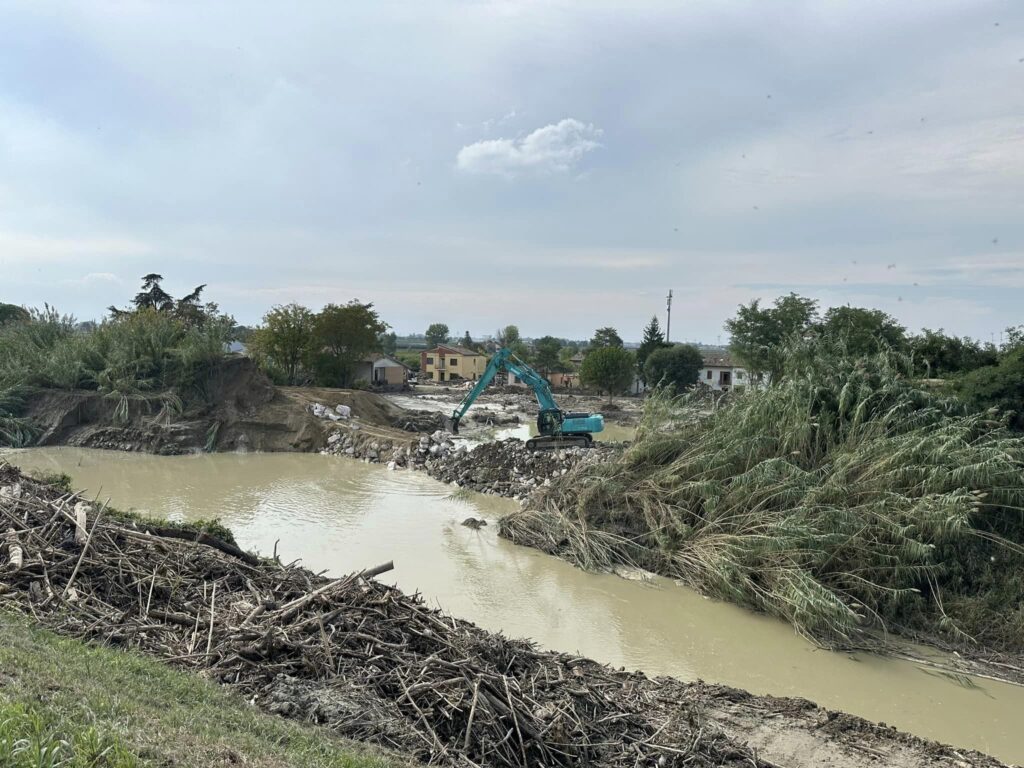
top-left (308, 400), bottom-right (610, 501)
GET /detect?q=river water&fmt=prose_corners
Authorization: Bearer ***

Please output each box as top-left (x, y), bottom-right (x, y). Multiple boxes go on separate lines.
top-left (4, 447), bottom-right (1022, 763)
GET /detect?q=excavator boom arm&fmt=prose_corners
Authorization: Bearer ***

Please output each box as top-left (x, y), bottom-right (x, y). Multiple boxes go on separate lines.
top-left (450, 348), bottom-right (560, 432)
top-left (448, 348), bottom-right (604, 443)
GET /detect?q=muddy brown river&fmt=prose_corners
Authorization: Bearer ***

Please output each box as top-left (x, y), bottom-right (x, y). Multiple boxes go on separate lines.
top-left (5, 447), bottom-right (1023, 764)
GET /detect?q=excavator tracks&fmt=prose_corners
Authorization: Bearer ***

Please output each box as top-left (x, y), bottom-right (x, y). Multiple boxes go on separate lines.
top-left (525, 434), bottom-right (593, 450)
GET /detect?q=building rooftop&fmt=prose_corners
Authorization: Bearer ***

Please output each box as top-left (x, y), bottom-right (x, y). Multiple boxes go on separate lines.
top-left (703, 353), bottom-right (739, 368)
top-left (428, 344), bottom-right (484, 356)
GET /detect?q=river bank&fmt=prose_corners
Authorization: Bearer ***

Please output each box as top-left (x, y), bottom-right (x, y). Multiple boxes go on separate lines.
top-left (3, 450), bottom-right (1022, 765)
top-left (13, 356), bottom-right (442, 456)
top-left (0, 461), bottom-right (1013, 767)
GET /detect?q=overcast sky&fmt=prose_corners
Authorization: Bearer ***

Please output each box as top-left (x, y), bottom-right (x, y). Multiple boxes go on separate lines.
top-left (1, 1), bottom-right (1022, 342)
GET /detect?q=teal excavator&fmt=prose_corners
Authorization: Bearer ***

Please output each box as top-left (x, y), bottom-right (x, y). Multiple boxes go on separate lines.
top-left (448, 347), bottom-right (604, 449)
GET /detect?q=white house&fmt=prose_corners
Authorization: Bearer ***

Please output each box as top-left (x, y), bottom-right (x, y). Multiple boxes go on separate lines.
top-left (698, 353), bottom-right (750, 392)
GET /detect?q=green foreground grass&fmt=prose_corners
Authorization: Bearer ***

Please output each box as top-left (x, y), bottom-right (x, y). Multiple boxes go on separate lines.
top-left (0, 613), bottom-right (408, 768)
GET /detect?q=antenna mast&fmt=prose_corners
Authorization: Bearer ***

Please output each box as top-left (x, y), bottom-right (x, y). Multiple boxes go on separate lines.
top-left (665, 289), bottom-right (673, 343)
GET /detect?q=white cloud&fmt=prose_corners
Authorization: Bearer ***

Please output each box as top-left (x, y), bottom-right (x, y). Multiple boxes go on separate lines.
top-left (456, 118), bottom-right (602, 177)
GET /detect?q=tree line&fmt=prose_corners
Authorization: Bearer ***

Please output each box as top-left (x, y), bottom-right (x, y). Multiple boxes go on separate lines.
top-left (724, 293), bottom-right (1024, 429)
top-left (6, 279), bottom-right (1018, 427)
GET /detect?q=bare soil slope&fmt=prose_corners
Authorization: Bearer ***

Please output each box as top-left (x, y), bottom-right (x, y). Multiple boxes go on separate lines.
top-left (22, 358), bottom-right (418, 454)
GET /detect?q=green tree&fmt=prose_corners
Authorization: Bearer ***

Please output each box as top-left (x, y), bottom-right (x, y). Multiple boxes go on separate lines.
top-left (312, 301), bottom-right (388, 388)
top-left (395, 349), bottom-right (420, 372)
top-left (559, 345), bottom-right (578, 369)
top-left (908, 329), bottom-right (998, 378)
top-left (725, 293), bottom-right (818, 384)
top-left (644, 344), bottom-right (703, 391)
top-left (497, 325), bottom-right (521, 347)
top-left (132, 273), bottom-right (175, 312)
top-left (1004, 326), bottom-right (1024, 354)
top-left (109, 275), bottom-right (216, 328)
top-left (249, 304), bottom-right (315, 385)
top-left (425, 323), bottom-right (450, 348)
top-left (590, 327), bottom-right (623, 349)
top-left (461, 330), bottom-right (474, 349)
top-left (580, 346), bottom-right (635, 402)
top-left (173, 284), bottom-right (213, 328)
top-left (636, 316), bottom-right (670, 382)
top-left (0, 303), bottom-right (29, 326)
top-left (818, 306), bottom-right (906, 356)
top-left (957, 347), bottom-right (1024, 431)
top-left (533, 336), bottom-right (563, 376)
top-left (378, 331), bottom-right (398, 355)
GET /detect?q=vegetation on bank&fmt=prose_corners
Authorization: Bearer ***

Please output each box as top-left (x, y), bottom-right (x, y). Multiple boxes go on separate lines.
top-left (503, 342), bottom-right (1024, 650)
top-left (724, 294), bottom-right (1023, 415)
top-left (0, 275), bottom-right (238, 447)
top-left (0, 614), bottom-right (405, 768)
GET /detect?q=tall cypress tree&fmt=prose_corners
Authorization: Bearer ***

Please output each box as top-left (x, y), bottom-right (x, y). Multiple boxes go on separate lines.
top-left (636, 315), bottom-right (669, 381)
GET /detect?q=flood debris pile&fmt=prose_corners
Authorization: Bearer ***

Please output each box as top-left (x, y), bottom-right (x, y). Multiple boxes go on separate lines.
top-left (426, 439), bottom-right (609, 500)
top-left (502, 347), bottom-right (1024, 651)
top-left (314, 408), bottom-right (615, 501)
top-left (0, 463), bottom-right (766, 768)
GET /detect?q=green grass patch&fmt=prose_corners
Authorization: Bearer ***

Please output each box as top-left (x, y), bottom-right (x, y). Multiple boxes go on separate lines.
top-left (0, 614), bottom-right (408, 768)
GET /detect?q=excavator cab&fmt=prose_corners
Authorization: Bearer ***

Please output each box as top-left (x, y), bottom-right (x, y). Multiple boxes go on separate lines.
top-left (536, 408), bottom-right (562, 437)
top-left (532, 408), bottom-right (602, 449)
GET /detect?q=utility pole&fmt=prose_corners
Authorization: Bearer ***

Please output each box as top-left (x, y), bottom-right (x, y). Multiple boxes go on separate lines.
top-left (665, 289), bottom-right (673, 343)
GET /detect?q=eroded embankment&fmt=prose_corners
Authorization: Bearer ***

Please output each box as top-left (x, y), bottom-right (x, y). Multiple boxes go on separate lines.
top-left (19, 358), bottom-right (440, 455)
top-left (0, 464), bottom-right (1008, 768)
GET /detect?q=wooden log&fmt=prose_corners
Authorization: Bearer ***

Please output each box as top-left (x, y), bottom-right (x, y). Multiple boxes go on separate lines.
top-left (360, 560), bottom-right (395, 580)
top-left (272, 561), bottom-right (393, 623)
top-left (5, 528), bottom-right (23, 571)
top-left (151, 609), bottom-right (206, 628)
top-left (63, 502), bottom-right (106, 597)
top-left (207, 582), bottom-right (218, 655)
top-left (132, 524), bottom-right (260, 566)
top-left (74, 502), bottom-right (90, 545)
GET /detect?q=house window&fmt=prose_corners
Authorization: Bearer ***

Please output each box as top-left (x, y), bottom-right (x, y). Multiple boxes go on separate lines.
top-left (706, 370), bottom-right (712, 379)
top-left (450, 358), bottom-right (458, 366)
top-left (737, 372), bottom-right (744, 380)
top-left (425, 357), bottom-right (434, 365)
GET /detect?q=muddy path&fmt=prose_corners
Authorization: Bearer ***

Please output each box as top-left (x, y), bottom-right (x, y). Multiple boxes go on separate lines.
top-left (0, 462), bottom-right (1011, 768)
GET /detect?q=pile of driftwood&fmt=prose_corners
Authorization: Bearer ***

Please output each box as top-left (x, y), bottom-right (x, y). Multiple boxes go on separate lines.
top-left (0, 463), bottom-right (763, 768)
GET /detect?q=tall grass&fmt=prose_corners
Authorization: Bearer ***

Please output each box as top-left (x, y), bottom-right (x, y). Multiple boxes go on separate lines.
top-left (0, 307), bottom-right (233, 445)
top-left (0, 701), bottom-right (136, 768)
top-left (503, 343), bottom-right (1024, 648)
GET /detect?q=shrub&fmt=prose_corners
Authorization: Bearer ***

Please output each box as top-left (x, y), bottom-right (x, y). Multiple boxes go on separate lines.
top-left (505, 342), bottom-right (1024, 649)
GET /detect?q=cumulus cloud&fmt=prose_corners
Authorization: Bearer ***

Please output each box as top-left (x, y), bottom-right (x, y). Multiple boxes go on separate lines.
top-left (456, 118), bottom-right (602, 177)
